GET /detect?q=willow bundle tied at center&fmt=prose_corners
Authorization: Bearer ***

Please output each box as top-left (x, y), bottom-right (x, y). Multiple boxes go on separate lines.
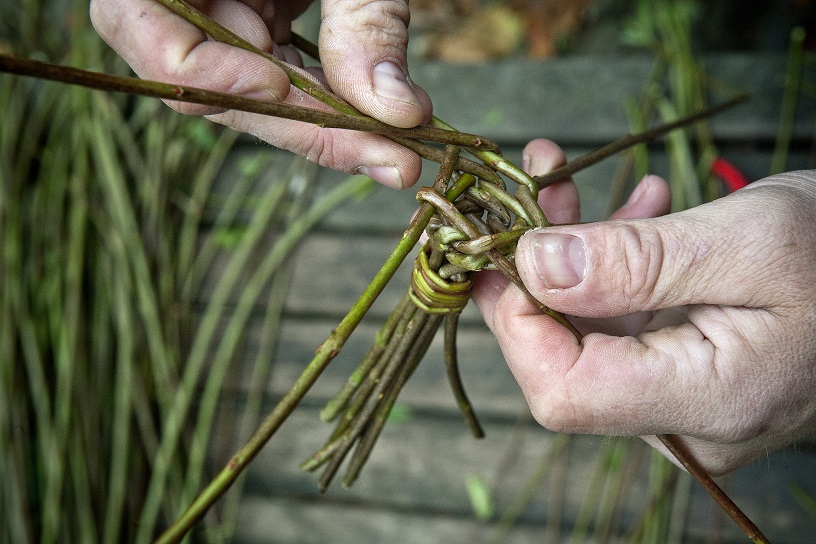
top-left (301, 145), bottom-right (553, 490)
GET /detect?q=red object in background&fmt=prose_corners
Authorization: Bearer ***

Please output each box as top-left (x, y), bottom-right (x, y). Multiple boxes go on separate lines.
top-left (711, 157), bottom-right (751, 192)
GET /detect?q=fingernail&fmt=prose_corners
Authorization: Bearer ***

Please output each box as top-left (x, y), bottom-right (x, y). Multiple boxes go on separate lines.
top-left (521, 151), bottom-right (548, 177)
top-left (243, 88), bottom-right (283, 102)
top-left (357, 165), bottom-right (403, 189)
top-left (372, 62), bottom-right (421, 106)
top-left (525, 232), bottom-right (585, 289)
top-left (623, 175), bottom-right (654, 208)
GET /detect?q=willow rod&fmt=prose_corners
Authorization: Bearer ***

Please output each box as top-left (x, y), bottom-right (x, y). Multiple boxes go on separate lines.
top-left (0, 53), bottom-right (499, 152)
top-left (532, 94), bottom-right (749, 190)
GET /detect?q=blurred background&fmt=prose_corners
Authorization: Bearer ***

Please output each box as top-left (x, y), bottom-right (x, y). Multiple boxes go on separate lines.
top-left (1, 1), bottom-right (815, 543)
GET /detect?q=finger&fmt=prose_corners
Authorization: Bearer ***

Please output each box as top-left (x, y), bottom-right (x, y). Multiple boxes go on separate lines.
top-left (473, 139), bottom-right (575, 327)
top-left (513, 184), bottom-right (810, 317)
top-left (607, 174), bottom-right (671, 221)
top-left (496, 281), bottom-right (811, 474)
top-left (91, 0), bottom-right (423, 188)
top-left (522, 139), bottom-right (580, 225)
top-left (490, 285), bottom-right (730, 438)
top-left (208, 88), bottom-right (422, 188)
top-left (319, 0), bottom-right (433, 128)
top-left (90, 0), bottom-right (291, 115)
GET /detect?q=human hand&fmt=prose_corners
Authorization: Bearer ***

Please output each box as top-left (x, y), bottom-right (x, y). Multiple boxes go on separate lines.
top-left (473, 139), bottom-right (816, 475)
top-left (90, 0), bottom-right (432, 188)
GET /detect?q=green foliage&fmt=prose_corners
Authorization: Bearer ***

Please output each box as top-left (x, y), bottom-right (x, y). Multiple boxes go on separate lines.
top-left (386, 403), bottom-right (413, 424)
top-left (790, 482), bottom-right (816, 520)
top-left (0, 2), bottom-right (372, 543)
top-left (610, 0), bottom-right (740, 213)
top-left (466, 474), bottom-right (495, 521)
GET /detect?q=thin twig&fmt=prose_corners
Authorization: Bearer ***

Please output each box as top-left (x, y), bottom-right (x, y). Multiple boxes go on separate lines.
top-left (532, 94), bottom-right (749, 190)
top-left (657, 434), bottom-right (770, 544)
top-left (443, 313), bottom-right (485, 438)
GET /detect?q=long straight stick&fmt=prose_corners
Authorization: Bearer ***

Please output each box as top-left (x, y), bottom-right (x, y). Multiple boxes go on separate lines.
top-left (0, 53), bottom-right (499, 152)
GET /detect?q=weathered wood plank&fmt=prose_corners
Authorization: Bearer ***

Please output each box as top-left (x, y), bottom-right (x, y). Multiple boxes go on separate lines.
top-left (226, 405), bottom-right (816, 544)
top-left (410, 54), bottom-right (815, 145)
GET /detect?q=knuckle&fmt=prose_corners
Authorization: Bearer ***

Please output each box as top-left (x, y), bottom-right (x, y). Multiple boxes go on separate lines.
top-left (603, 223), bottom-right (666, 308)
top-left (288, 128), bottom-right (342, 171)
top-left (529, 393), bottom-right (581, 433)
top-left (327, 0), bottom-right (410, 50)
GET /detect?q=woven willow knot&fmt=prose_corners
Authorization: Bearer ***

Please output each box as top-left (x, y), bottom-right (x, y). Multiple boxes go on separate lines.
top-left (409, 243), bottom-right (472, 314)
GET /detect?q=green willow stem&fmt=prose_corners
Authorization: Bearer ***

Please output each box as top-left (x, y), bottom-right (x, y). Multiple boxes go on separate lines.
top-left (300, 303), bottom-right (416, 472)
top-left (0, 53), bottom-right (498, 153)
top-left (319, 294), bottom-right (413, 422)
top-left (770, 26), bottom-right (806, 175)
top-left (321, 311), bottom-right (439, 490)
top-left (341, 313), bottom-right (444, 489)
top-left (154, 146), bottom-right (462, 544)
top-left (309, 298), bottom-right (418, 463)
top-left (316, 306), bottom-right (430, 487)
top-left (487, 433), bottom-right (571, 544)
top-left (451, 229), bottom-right (526, 256)
top-left (443, 313), bottom-right (485, 438)
top-left (429, 116), bottom-right (541, 199)
top-left (514, 185), bottom-right (550, 228)
top-left (474, 181), bottom-right (534, 226)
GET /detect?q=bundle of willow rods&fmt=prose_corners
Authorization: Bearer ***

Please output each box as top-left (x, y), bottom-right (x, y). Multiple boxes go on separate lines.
top-left (301, 144), bottom-right (586, 491)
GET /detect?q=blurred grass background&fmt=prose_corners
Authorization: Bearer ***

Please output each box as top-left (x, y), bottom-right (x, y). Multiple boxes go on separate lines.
top-left (0, 1), bottom-right (372, 542)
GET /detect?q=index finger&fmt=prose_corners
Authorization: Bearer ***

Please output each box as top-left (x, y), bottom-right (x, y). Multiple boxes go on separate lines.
top-left (490, 285), bottom-right (728, 438)
top-left (90, 0), bottom-right (291, 115)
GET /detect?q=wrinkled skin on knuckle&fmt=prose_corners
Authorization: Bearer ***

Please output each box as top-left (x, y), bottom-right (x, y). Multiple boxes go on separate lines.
top-left (322, 0), bottom-right (410, 57)
top-left (597, 223), bottom-right (666, 313)
top-left (292, 129), bottom-right (342, 170)
top-left (355, 2), bottom-right (410, 51)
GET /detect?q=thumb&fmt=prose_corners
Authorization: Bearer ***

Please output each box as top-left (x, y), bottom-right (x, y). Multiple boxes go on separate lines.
top-left (515, 187), bottom-right (794, 318)
top-left (319, 0), bottom-right (432, 128)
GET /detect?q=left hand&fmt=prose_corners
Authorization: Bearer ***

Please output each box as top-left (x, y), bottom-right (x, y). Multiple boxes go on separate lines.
top-left (90, 0), bottom-right (432, 189)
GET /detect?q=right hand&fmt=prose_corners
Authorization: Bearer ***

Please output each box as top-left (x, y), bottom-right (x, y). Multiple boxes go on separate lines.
top-left (475, 140), bottom-right (816, 475)
top-left (90, 0), bottom-right (432, 189)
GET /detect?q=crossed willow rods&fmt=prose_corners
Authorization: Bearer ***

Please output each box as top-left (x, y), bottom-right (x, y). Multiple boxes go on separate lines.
top-left (0, 1), bottom-right (769, 542)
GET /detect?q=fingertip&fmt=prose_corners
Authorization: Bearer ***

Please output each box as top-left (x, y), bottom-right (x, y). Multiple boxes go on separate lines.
top-left (319, 0), bottom-right (432, 128)
top-left (471, 270), bottom-right (511, 332)
top-left (537, 180), bottom-right (581, 225)
top-left (611, 174), bottom-right (671, 220)
top-left (522, 139), bottom-right (567, 176)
